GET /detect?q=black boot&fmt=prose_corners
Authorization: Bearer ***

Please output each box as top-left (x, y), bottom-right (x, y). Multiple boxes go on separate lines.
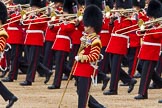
top-left (44, 71), bottom-right (53, 84)
top-left (103, 90), bottom-right (117, 95)
top-left (128, 78), bottom-right (137, 93)
top-left (134, 94), bottom-right (148, 100)
top-left (6, 96), bottom-right (18, 108)
top-left (0, 68), bottom-right (9, 78)
top-left (88, 95), bottom-right (106, 108)
top-left (158, 100), bottom-right (162, 103)
top-left (101, 76), bottom-right (110, 91)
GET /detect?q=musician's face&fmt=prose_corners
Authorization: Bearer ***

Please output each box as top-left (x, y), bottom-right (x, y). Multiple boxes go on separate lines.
top-left (84, 26), bottom-right (95, 34)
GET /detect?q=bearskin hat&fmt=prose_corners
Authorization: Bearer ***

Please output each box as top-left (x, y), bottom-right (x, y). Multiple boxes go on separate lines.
top-left (51, 0), bottom-right (64, 3)
top-left (41, 0), bottom-right (46, 7)
top-left (147, 0), bottom-right (162, 18)
top-left (0, 1), bottom-right (7, 24)
top-left (83, 5), bottom-right (103, 34)
top-left (63, 0), bottom-right (78, 14)
top-left (78, 0), bottom-right (85, 5)
top-left (13, 0), bottom-right (30, 4)
top-left (105, 0), bottom-right (114, 9)
top-left (30, 0), bottom-right (45, 8)
top-left (116, 0), bottom-right (132, 9)
top-left (132, 0), bottom-right (145, 8)
top-left (85, 0), bottom-right (102, 10)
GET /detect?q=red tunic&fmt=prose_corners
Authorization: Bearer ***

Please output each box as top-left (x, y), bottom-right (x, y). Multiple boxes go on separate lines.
top-left (70, 21), bottom-right (84, 45)
top-left (106, 17), bottom-right (132, 55)
top-left (138, 27), bottom-right (162, 61)
top-left (24, 17), bottom-right (49, 46)
top-left (73, 33), bottom-right (102, 77)
top-left (45, 23), bottom-right (60, 42)
top-left (52, 22), bottom-right (75, 52)
top-left (128, 20), bottom-right (141, 47)
top-left (99, 17), bottom-right (111, 47)
top-left (6, 13), bottom-right (25, 44)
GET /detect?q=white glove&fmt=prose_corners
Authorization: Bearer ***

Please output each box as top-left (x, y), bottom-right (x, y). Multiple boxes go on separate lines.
top-left (75, 56), bottom-right (80, 61)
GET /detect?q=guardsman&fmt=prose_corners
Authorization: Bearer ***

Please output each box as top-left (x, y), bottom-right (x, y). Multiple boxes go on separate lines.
top-left (42, 0), bottom-right (64, 84)
top-left (97, 0), bottom-right (115, 91)
top-left (134, 0), bottom-right (162, 99)
top-left (43, 20), bottom-right (60, 84)
top-left (133, 0), bottom-right (150, 78)
top-left (126, 0), bottom-right (146, 78)
top-left (72, 4), bottom-right (105, 108)
top-left (0, 1), bottom-right (18, 108)
top-left (103, 0), bottom-right (137, 95)
top-left (48, 0), bottom-right (77, 89)
top-left (19, 0), bottom-right (49, 86)
top-left (2, 6), bottom-right (25, 82)
top-left (149, 0), bottom-right (162, 89)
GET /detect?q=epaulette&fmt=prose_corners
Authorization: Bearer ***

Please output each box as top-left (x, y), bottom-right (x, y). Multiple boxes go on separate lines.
top-left (91, 37), bottom-right (102, 48)
top-left (0, 28), bottom-right (9, 39)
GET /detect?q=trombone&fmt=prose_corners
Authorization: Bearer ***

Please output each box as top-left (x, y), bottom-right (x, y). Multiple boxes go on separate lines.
top-left (7, 4), bottom-right (30, 8)
top-left (136, 18), bottom-right (162, 36)
top-left (115, 19), bottom-right (144, 35)
top-left (103, 6), bottom-right (137, 17)
top-left (21, 2), bottom-right (55, 19)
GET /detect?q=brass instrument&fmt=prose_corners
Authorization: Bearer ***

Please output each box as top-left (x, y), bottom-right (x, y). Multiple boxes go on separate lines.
top-left (103, 6), bottom-right (137, 18)
top-left (136, 18), bottom-right (162, 36)
top-left (21, 2), bottom-right (55, 19)
top-left (7, 4), bottom-right (30, 8)
top-left (114, 19), bottom-right (144, 35)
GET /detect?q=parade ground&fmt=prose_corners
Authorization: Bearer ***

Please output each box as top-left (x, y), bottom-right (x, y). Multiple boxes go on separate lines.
top-left (0, 73), bottom-right (162, 108)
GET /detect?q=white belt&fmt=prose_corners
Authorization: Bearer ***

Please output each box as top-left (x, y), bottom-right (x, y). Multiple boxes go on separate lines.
top-left (143, 42), bottom-right (161, 46)
top-left (25, 30), bottom-right (45, 43)
top-left (56, 35), bottom-right (72, 48)
top-left (111, 33), bottom-right (130, 48)
top-left (7, 27), bottom-right (19, 30)
top-left (56, 35), bottom-right (71, 40)
top-left (100, 30), bottom-right (109, 34)
top-left (143, 41), bottom-right (161, 56)
top-left (111, 33), bottom-right (129, 39)
top-left (26, 30), bottom-right (44, 34)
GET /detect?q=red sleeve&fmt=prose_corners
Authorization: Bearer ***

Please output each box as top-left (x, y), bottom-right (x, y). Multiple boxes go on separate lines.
top-left (0, 36), bottom-right (6, 52)
top-left (65, 23), bottom-right (75, 32)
